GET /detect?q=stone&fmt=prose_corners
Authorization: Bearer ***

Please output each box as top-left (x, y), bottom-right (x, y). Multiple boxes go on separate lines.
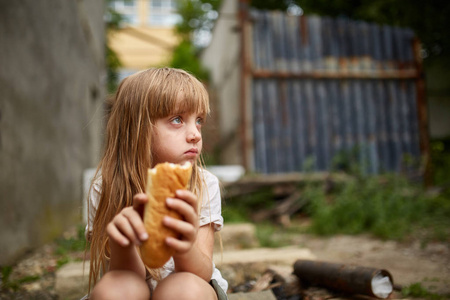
top-left (55, 262), bottom-right (89, 300)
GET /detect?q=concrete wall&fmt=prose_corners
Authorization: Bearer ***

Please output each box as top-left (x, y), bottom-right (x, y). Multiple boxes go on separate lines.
top-left (201, 0), bottom-right (242, 166)
top-left (0, 0), bottom-right (105, 265)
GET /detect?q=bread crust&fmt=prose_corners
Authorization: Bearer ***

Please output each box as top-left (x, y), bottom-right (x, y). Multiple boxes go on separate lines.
top-left (140, 162), bottom-right (192, 268)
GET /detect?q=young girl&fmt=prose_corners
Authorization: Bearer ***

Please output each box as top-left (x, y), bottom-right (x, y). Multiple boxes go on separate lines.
top-left (85, 68), bottom-right (228, 300)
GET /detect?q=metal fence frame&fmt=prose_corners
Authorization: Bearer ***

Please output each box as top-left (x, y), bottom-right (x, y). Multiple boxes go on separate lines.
top-left (238, 4), bottom-right (429, 178)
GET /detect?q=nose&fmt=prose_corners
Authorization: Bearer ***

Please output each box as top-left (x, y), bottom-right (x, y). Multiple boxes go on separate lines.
top-left (187, 123), bottom-right (201, 143)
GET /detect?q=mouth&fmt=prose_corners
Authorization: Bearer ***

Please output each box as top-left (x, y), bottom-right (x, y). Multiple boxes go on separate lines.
top-left (185, 148), bottom-right (199, 155)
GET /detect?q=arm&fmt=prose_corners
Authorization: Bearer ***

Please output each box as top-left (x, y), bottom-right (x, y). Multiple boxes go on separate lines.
top-left (106, 193), bottom-right (149, 278)
top-left (172, 225), bottom-right (215, 281)
top-left (163, 189), bottom-right (215, 282)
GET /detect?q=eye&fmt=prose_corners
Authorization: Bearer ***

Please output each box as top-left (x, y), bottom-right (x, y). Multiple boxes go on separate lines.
top-left (170, 116), bottom-right (182, 124)
top-left (196, 117), bottom-right (204, 126)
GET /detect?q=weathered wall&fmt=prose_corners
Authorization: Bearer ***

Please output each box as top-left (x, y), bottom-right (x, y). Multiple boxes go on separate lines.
top-left (0, 0), bottom-right (105, 265)
top-left (201, 0), bottom-right (242, 166)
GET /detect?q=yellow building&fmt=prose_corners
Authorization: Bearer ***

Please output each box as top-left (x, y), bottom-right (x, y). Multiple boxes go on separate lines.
top-left (108, 0), bottom-right (180, 77)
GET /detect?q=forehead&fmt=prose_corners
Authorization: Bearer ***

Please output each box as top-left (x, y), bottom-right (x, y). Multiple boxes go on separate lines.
top-left (163, 89), bottom-right (209, 118)
top-left (145, 69), bottom-right (210, 120)
top-left (173, 93), bottom-right (206, 113)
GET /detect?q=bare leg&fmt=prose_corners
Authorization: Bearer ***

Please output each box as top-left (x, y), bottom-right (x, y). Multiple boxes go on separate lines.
top-left (153, 272), bottom-right (218, 300)
top-left (90, 270), bottom-right (150, 300)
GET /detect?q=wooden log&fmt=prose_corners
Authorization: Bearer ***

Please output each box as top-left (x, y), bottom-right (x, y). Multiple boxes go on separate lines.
top-left (293, 260), bottom-right (394, 298)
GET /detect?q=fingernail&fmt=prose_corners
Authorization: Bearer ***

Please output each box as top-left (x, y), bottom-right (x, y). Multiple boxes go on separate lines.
top-left (122, 239), bottom-right (130, 246)
top-left (141, 233), bottom-right (148, 240)
top-left (166, 198), bottom-right (173, 205)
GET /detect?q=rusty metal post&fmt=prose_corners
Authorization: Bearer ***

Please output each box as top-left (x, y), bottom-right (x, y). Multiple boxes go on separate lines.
top-left (238, 0), bottom-right (250, 170)
top-left (413, 37), bottom-right (432, 186)
top-left (293, 260), bottom-right (394, 298)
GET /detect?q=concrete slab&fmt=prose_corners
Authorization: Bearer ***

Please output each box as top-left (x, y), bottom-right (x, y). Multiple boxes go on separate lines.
top-left (228, 290), bottom-right (277, 300)
top-left (214, 246), bottom-right (316, 267)
top-left (55, 261), bottom-right (89, 300)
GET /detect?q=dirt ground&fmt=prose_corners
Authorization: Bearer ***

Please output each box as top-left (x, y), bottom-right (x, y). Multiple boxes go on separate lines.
top-left (1, 226), bottom-right (449, 299)
top-left (290, 233), bottom-right (450, 296)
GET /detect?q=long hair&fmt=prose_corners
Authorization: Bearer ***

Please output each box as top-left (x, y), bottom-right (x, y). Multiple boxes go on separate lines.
top-left (88, 68), bottom-right (210, 291)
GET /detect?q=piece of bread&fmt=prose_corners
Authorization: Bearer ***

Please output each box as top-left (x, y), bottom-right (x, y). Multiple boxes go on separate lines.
top-left (140, 162), bottom-right (192, 268)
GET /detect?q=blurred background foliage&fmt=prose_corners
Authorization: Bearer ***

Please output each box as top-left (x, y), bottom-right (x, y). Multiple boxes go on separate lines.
top-left (224, 167), bottom-right (450, 244)
top-left (105, 0), bottom-right (124, 93)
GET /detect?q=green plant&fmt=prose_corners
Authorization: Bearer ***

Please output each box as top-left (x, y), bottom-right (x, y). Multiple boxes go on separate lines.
top-left (105, 0), bottom-right (124, 93)
top-left (401, 282), bottom-right (447, 300)
top-left (222, 187), bottom-right (275, 223)
top-left (255, 222), bottom-right (307, 248)
top-left (1, 266), bottom-right (40, 292)
top-left (430, 137), bottom-right (450, 186)
top-left (54, 224), bottom-right (87, 268)
top-left (169, 41), bottom-right (209, 81)
top-left (305, 173), bottom-right (450, 241)
top-left (55, 225), bottom-right (86, 255)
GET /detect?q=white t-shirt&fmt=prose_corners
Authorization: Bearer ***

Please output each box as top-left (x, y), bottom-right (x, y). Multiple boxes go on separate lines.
top-left (86, 168), bottom-right (228, 293)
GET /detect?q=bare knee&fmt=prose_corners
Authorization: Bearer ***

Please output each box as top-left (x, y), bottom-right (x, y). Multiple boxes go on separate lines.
top-left (153, 272), bottom-right (217, 300)
top-left (90, 270), bottom-right (150, 300)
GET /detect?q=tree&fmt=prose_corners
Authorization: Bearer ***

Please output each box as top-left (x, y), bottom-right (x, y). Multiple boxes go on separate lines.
top-left (175, 0), bottom-right (221, 46)
top-left (105, 0), bottom-right (124, 93)
top-left (169, 0), bottom-right (222, 80)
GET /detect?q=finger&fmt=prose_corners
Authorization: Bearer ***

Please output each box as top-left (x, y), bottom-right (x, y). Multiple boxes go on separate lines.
top-left (166, 197), bottom-right (198, 227)
top-left (112, 213), bottom-right (142, 246)
top-left (165, 236), bottom-right (192, 254)
top-left (133, 193), bottom-right (148, 217)
top-left (174, 190), bottom-right (198, 213)
top-left (106, 222), bottom-right (130, 247)
top-left (163, 216), bottom-right (197, 243)
top-left (122, 208), bottom-right (149, 242)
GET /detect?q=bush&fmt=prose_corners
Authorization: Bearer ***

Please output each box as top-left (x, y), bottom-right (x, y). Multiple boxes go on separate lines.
top-left (305, 174), bottom-right (450, 241)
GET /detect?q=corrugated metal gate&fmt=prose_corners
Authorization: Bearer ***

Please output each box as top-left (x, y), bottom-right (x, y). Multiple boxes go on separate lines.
top-left (243, 10), bottom-right (428, 174)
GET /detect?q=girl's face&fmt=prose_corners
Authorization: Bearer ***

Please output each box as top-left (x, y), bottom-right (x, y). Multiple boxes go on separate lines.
top-left (151, 110), bottom-right (204, 167)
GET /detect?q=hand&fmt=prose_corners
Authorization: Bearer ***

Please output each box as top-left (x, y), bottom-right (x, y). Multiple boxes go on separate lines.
top-left (163, 189), bottom-right (199, 255)
top-left (106, 193), bottom-right (149, 247)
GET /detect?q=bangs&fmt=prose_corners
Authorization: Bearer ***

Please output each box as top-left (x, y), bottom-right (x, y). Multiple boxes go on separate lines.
top-left (147, 68), bottom-right (210, 120)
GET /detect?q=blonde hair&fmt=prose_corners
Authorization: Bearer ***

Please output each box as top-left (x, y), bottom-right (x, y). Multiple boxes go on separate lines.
top-left (88, 68), bottom-right (210, 291)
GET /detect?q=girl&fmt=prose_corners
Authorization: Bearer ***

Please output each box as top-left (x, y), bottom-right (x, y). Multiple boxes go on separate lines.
top-left (85, 68), bottom-right (228, 300)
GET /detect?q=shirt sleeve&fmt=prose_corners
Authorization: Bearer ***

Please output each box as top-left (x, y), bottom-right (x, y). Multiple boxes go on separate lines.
top-left (199, 170), bottom-right (224, 231)
top-left (85, 178), bottom-right (101, 240)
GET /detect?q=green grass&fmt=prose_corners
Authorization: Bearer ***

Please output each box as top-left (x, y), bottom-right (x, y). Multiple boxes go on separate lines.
top-left (402, 282), bottom-right (449, 300)
top-left (306, 173), bottom-right (450, 241)
top-left (1, 266), bottom-right (41, 292)
top-left (222, 187), bottom-right (275, 223)
top-left (54, 224), bottom-right (87, 268)
top-left (255, 221), bottom-right (307, 248)
top-left (223, 170), bottom-right (450, 243)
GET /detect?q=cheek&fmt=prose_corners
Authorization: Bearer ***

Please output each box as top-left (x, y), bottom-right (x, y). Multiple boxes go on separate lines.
top-left (150, 131), bottom-right (162, 152)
